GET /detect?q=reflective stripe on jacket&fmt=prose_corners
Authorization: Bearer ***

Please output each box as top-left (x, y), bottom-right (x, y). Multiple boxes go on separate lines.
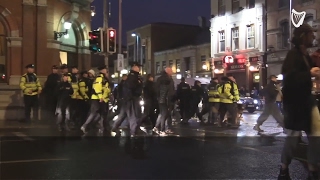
top-left (208, 83), bottom-right (220, 103)
top-left (20, 73), bottom-right (42, 96)
top-left (91, 73), bottom-right (110, 103)
top-left (218, 82), bottom-right (234, 103)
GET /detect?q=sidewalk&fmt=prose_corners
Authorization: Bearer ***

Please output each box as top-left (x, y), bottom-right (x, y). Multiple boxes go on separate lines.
top-left (0, 120), bottom-right (53, 129)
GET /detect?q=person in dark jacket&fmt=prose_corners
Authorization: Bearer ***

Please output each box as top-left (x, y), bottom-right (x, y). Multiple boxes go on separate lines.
top-left (176, 77), bottom-right (191, 124)
top-left (277, 23), bottom-right (320, 180)
top-left (189, 80), bottom-right (204, 120)
top-left (43, 65), bottom-right (60, 118)
top-left (153, 67), bottom-right (175, 136)
top-left (111, 64), bottom-right (143, 137)
top-left (113, 74), bottom-right (127, 112)
top-left (56, 73), bottom-right (74, 131)
top-left (142, 74), bottom-right (158, 127)
top-left (253, 75), bottom-right (284, 132)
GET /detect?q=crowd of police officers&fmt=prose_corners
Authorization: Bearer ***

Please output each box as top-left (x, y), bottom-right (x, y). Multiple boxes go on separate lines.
top-left (19, 63), bottom-right (241, 137)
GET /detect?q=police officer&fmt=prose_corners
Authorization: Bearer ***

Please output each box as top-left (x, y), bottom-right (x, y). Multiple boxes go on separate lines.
top-left (56, 73), bottom-right (73, 131)
top-left (176, 77), bottom-right (191, 124)
top-left (227, 74), bottom-right (240, 126)
top-left (190, 80), bottom-right (204, 120)
top-left (111, 64), bottom-right (143, 137)
top-left (43, 65), bottom-right (60, 118)
top-left (81, 65), bottom-right (111, 135)
top-left (69, 66), bottom-right (79, 125)
top-left (218, 76), bottom-right (237, 127)
top-left (78, 71), bottom-right (90, 125)
top-left (19, 64), bottom-right (42, 123)
top-left (207, 77), bottom-right (221, 125)
top-left (60, 64), bottom-right (70, 80)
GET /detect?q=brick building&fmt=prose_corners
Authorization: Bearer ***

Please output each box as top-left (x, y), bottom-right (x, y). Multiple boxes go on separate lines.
top-left (210, 0), bottom-right (266, 90)
top-left (0, 0), bottom-right (92, 85)
top-left (126, 22), bottom-right (206, 76)
top-left (266, 0), bottom-right (320, 77)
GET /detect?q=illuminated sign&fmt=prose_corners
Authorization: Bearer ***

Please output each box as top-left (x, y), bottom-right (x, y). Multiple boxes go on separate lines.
top-left (227, 64), bottom-right (245, 71)
top-left (223, 56), bottom-right (234, 63)
top-left (249, 57), bottom-right (258, 62)
top-left (237, 59), bottom-right (246, 64)
top-left (291, 9), bottom-right (306, 28)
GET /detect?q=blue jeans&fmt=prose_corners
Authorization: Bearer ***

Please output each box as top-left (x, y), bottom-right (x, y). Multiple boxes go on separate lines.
top-left (276, 101), bottom-right (283, 114)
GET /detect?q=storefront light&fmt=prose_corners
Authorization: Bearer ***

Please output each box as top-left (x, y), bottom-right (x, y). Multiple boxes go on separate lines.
top-left (111, 74), bottom-right (115, 78)
top-left (120, 69), bottom-right (128, 75)
top-left (176, 68), bottom-right (180, 72)
top-left (202, 64), bottom-right (207, 70)
top-left (177, 74), bottom-right (182, 79)
top-left (277, 74), bottom-right (283, 80)
top-left (249, 66), bottom-right (255, 71)
top-left (254, 75), bottom-right (260, 80)
top-left (214, 69), bottom-right (219, 73)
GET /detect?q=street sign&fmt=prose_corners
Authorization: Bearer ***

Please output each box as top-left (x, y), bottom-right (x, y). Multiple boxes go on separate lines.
top-left (117, 54), bottom-right (124, 71)
top-left (223, 56), bottom-right (234, 63)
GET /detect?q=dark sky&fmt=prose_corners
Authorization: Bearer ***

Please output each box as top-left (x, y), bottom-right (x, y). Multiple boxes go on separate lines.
top-left (91, 0), bottom-right (210, 44)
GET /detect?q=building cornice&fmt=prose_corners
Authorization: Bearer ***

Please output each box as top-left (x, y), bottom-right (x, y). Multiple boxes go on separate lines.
top-left (154, 45), bottom-right (196, 56)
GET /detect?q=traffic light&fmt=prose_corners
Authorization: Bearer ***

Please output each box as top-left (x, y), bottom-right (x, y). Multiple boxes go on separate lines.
top-left (107, 28), bottom-right (116, 53)
top-left (89, 30), bottom-right (103, 52)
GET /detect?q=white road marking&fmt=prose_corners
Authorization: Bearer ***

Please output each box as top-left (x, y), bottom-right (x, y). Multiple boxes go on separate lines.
top-left (12, 132), bottom-right (35, 141)
top-left (0, 158), bottom-right (69, 164)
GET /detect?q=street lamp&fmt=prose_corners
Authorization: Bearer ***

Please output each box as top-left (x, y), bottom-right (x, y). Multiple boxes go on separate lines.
top-left (202, 64), bottom-right (207, 70)
top-left (91, 6), bottom-right (96, 16)
top-left (54, 22), bottom-right (72, 40)
top-left (131, 32), bottom-right (143, 71)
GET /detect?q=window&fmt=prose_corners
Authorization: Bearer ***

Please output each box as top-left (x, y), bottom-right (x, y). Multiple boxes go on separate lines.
top-left (156, 62), bottom-right (161, 74)
top-left (162, 61), bottom-right (166, 70)
top-left (176, 59), bottom-right (181, 72)
top-left (200, 55), bottom-right (206, 62)
top-left (218, 0), bottom-right (225, 16)
top-left (301, 0), bottom-right (313, 3)
top-left (169, 60), bottom-right (173, 67)
top-left (247, 0), bottom-right (255, 8)
top-left (231, 27), bottom-right (239, 50)
top-left (304, 15), bottom-right (314, 26)
top-left (247, 24), bottom-right (255, 48)
top-left (279, 0), bottom-right (289, 8)
top-left (127, 45), bottom-right (134, 62)
top-left (280, 21), bottom-right (289, 48)
top-left (219, 31), bottom-right (225, 52)
top-left (232, 0), bottom-right (240, 14)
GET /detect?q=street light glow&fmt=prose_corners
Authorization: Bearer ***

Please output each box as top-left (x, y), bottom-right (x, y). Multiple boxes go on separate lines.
top-left (202, 64), bottom-right (207, 69)
top-left (214, 69), bottom-right (219, 73)
top-left (131, 33), bottom-right (136, 37)
top-left (64, 22), bottom-right (72, 30)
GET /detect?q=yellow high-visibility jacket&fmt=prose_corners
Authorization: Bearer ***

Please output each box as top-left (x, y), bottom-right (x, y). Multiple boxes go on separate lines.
top-left (20, 73), bottom-right (42, 96)
top-left (78, 79), bottom-right (89, 100)
top-left (68, 73), bottom-right (79, 99)
top-left (232, 82), bottom-right (240, 103)
top-left (218, 81), bottom-right (234, 104)
top-left (91, 73), bottom-right (110, 103)
top-left (208, 83), bottom-right (220, 103)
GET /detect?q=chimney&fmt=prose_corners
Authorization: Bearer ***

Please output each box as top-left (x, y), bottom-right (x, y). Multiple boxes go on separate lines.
top-left (198, 16), bottom-right (206, 28)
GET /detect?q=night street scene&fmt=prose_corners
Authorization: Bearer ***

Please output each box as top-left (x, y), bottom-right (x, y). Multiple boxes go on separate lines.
top-left (0, 0), bottom-right (320, 179)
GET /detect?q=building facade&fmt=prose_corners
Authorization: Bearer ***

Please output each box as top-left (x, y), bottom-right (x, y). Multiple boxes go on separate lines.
top-left (266, 0), bottom-right (320, 78)
top-left (210, 0), bottom-right (266, 90)
top-left (0, 0), bottom-right (92, 85)
top-left (127, 22), bottom-right (206, 76)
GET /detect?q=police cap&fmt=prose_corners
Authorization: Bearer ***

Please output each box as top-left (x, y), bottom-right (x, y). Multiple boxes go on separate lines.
top-left (62, 73), bottom-right (69, 77)
top-left (71, 66), bottom-right (78, 69)
top-left (221, 76), bottom-right (229, 81)
top-left (80, 71), bottom-right (88, 75)
top-left (97, 65), bottom-right (107, 71)
top-left (52, 65), bottom-right (59, 69)
top-left (129, 61), bottom-right (142, 67)
top-left (60, 64), bottom-right (67, 69)
top-left (25, 64), bottom-right (35, 69)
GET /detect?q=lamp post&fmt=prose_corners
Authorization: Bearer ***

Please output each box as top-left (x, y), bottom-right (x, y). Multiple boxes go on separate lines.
top-left (131, 33), bottom-right (143, 70)
top-left (54, 22), bottom-right (72, 40)
top-left (289, 0), bottom-right (292, 49)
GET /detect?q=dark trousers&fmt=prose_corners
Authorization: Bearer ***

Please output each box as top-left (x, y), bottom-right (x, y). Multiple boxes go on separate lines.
top-left (219, 103), bottom-right (237, 125)
top-left (23, 95), bottom-right (39, 121)
top-left (141, 99), bottom-right (157, 128)
top-left (208, 102), bottom-right (220, 124)
top-left (45, 94), bottom-right (57, 116)
top-left (82, 100), bottom-right (108, 131)
top-left (112, 99), bottom-right (142, 135)
top-left (189, 100), bottom-right (200, 118)
top-left (179, 100), bottom-right (189, 122)
top-left (56, 102), bottom-right (70, 126)
top-left (77, 100), bottom-right (89, 126)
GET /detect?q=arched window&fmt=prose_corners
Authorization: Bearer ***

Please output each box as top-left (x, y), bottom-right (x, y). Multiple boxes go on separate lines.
top-left (280, 21), bottom-right (289, 48)
top-left (0, 21), bottom-right (6, 83)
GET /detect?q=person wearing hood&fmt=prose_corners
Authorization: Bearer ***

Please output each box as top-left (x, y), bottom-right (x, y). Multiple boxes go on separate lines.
top-left (141, 74), bottom-right (158, 128)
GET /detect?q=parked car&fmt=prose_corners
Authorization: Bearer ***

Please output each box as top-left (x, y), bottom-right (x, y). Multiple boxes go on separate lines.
top-left (239, 96), bottom-right (259, 113)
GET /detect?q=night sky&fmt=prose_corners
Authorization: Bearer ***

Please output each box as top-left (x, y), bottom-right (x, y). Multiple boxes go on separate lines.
top-left (91, 0), bottom-right (210, 44)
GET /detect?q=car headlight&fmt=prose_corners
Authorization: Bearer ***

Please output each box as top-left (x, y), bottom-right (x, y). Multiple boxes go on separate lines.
top-left (140, 100), bottom-right (144, 106)
top-left (237, 100), bottom-right (243, 104)
top-left (253, 99), bottom-right (258, 104)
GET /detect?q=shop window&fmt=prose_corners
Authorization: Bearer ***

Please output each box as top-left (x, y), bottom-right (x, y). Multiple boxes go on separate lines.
top-left (176, 59), bottom-right (181, 73)
top-left (156, 62), bottom-right (161, 74)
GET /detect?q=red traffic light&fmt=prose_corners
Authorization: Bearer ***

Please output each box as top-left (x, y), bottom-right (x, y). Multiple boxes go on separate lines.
top-left (89, 31), bottom-right (98, 39)
top-left (109, 30), bottom-right (115, 38)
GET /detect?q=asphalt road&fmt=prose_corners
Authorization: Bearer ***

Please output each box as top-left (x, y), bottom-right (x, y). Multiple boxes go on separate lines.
top-left (0, 112), bottom-right (309, 179)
